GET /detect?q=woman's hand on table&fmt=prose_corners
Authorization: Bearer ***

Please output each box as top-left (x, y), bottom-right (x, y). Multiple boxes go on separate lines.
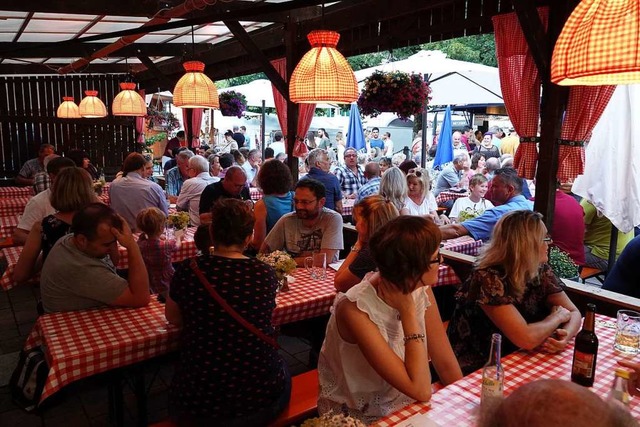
top-left (540, 328), bottom-right (570, 353)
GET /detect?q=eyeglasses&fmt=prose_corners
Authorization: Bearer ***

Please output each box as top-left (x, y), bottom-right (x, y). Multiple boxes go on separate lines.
top-left (429, 252), bottom-right (443, 265)
top-left (344, 154), bottom-right (357, 158)
top-left (543, 236), bottom-right (553, 244)
top-left (294, 198), bottom-right (317, 206)
top-left (408, 168), bottom-right (424, 178)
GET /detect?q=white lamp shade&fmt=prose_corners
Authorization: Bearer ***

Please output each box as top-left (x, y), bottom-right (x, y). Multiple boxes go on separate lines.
top-left (79, 90), bottom-right (107, 118)
top-left (56, 97), bottom-right (80, 119)
top-left (112, 82), bottom-right (147, 116)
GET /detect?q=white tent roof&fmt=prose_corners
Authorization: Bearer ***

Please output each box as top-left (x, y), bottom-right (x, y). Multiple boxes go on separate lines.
top-left (354, 50), bottom-right (503, 106)
top-left (219, 79), bottom-right (339, 109)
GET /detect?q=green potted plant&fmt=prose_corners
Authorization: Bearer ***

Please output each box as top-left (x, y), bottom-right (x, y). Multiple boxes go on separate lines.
top-left (357, 70), bottom-right (431, 120)
top-left (548, 246), bottom-right (579, 281)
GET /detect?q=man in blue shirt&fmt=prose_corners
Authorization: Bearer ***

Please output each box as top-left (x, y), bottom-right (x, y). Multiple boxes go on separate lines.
top-left (166, 149), bottom-right (194, 202)
top-left (304, 148), bottom-right (343, 214)
top-left (356, 162), bottom-right (381, 203)
top-left (439, 168), bottom-right (533, 241)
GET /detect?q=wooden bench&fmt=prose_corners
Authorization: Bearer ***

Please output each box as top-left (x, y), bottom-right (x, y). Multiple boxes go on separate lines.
top-left (150, 369), bottom-right (319, 427)
top-left (579, 266), bottom-right (606, 284)
top-left (562, 278), bottom-right (640, 317)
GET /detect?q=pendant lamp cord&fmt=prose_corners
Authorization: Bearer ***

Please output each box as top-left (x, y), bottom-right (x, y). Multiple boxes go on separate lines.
top-left (191, 25), bottom-right (195, 57)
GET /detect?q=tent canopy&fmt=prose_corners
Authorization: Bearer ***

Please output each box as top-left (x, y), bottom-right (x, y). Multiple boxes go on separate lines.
top-left (354, 50), bottom-right (503, 106)
top-left (219, 79), bottom-right (339, 110)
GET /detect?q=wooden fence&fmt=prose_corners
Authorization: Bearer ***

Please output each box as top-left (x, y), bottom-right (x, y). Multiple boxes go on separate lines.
top-left (0, 74), bottom-right (139, 181)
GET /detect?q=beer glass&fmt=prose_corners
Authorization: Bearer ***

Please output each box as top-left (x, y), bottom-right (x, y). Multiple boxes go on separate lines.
top-left (614, 310), bottom-right (640, 355)
top-left (304, 252), bottom-right (327, 280)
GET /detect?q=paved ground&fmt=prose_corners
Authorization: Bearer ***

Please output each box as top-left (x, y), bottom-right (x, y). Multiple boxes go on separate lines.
top-left (0, 285), bottom-right (315, 426)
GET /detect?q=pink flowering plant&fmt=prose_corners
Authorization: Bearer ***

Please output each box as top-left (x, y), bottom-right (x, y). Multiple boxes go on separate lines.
top-left (357, 71), bottom-right (431, 120)
top-left (146, 106), bottom-right (180, 132)
top-left (219, 90), bottom-right (248, 118)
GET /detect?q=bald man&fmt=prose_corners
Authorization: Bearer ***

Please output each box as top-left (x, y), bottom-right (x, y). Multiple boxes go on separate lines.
top-left (356, 162), bottom-right (381, 203)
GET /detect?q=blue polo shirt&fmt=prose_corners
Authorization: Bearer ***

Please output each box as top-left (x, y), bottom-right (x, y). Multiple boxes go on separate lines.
top-left (303, 167), bottom-right (343, 211)
top-left (462, 195), bottom-right (533, 241)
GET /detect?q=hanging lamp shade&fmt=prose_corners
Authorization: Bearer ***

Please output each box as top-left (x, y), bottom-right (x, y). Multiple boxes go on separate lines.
top-left (173, 61), bottom-right (219, 108)
top-left (551, 0), bottom-right (640, 85)
top-left (56, 97), bottom-right (80, 119)
top-left (290, 30), bottom-right (358, 104)
top-left (112, 82), bottom-right (147, 116)
top-left (78, 90), bottom-right (107, 118)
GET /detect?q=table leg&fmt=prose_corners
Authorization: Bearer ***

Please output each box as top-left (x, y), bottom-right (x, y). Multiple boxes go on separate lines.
top-left (132, 365), bottom-right (148, 427)
top-left (107, 371), bottom-right (124, 427)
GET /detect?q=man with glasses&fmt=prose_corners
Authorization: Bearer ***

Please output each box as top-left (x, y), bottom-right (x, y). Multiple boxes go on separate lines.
top-left (304, 148), bottom-right (343, 213)
top-left (260, 178), bottom-right (343, 265)
top-left (334, 147), bottom-right (366, 199)
top-left (176, 155), bottom-right (219, 226)
top-left (198, 166), bottom-right (250, 226)
top-left (166, 149), bottom-right (194, 202)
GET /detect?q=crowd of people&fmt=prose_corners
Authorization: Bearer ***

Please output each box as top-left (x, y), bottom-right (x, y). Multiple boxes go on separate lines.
top-left (9, 124), bottom-right (640, 425)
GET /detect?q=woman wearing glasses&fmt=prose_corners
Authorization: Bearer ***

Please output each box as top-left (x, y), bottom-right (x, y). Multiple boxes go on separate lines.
top-left (319, 216), bottom-right (462, 424)
top-left (446, 210), bottom-right (582, 375)
top-left (404, 167), bottom-right (448, 224)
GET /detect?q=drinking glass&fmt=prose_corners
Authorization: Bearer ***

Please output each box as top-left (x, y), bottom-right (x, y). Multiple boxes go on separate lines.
top-left (614, 310), bottom-right (640, 355)
top-left (304, 252), bottom-right (327, 280)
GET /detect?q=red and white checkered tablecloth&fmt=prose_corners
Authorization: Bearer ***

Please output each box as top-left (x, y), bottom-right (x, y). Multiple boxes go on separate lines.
top-left (0, 215), bottom-right (18, 238)
top-left (0, 196), bottom-right (31, 217)
top-left (250, 187), bottom-right (263, 201)
top-left (0, 186), bottom-right (34, 197)
top-left (273, 268), bottom-right (337, 326)
top-left (374, 315), bottom-right (640, 426)
top-left (442, 236), bottom-right (483, 257)
top-left (24, 299), bottom-right (181, 404)
top-left (435, 190), bottom-right (468, 206)
top-left (342, 198), bottom-right (354, 217)
top-left (0, 227), bottom-right (199, 290)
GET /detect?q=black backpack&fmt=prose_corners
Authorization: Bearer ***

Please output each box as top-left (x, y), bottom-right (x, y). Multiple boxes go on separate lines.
top-left (9, 347), bottom-right (49, 412)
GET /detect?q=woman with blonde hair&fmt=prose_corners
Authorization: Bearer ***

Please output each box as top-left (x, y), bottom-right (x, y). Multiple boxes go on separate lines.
top-left (14, 167), bottom-right (101, 282)
top-left (447, 210), bottom-right (582, 375)
top-left (378, 167), bottom-right (408, 214)
top-left (334, 195), bottom-right (399, 292)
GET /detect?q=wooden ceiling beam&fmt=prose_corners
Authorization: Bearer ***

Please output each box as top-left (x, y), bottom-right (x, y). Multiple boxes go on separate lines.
top-left (0, 42), bottom-right (211, 58)
top-left (0, 63), bottom-right (131, 74)
top-left (136, 55), bottom-right (176, 90)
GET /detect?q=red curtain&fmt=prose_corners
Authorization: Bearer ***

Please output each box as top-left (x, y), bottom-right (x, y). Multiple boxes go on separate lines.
top-left (557, 86), bottom-right (615, 181)
top-left (180, 109), bottom-right (189, 148)
top-left (191, 108), bottom-right (203, 148)
top-left (135, 89), bottom-right (146, 143)
top-left (492, 8), bottom-right (549, 179)
top-left (270, 58), bottom-right (316, 155)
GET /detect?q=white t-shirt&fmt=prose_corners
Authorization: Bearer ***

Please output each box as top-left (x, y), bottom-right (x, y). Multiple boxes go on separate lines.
top-left (318, 281), bottom-right (431, 424)
top-left (449, 197), bottom-right (494, 220)
top-left (17, 188), bottom-right (55, 232)
top-left (403, 193), bottom-right (437, 216)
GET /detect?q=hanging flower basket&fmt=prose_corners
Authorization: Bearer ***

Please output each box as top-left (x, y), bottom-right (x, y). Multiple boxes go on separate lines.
top-left (219, 90), bottom-right (248, 118)
top-left (146, 106), bottom-right (180, 132)
top-left (357, 71), bottom-right (431, 120)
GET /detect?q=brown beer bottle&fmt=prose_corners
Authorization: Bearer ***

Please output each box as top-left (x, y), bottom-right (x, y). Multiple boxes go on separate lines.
top-left (571, 303), bottom-right (599, 386)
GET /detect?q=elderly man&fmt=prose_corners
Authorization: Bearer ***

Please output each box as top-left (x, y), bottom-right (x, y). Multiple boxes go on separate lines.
top-left (110, 153), bottom-right (169, 230)
top-left (16, 143), bottom-right (55, 186)
top-left (304, 148), bottom-right (343, 213)
top-left (176, 155), bottom-right (219, 226)
top-left (434, 153), bottom-right (470, 204)
top-left (198, 166), bottom-right (250, 225)
top-left (439, 168), bottom-right (533, 241)
top-left (334, 147), bottom-right (366, 198)
top-left (166, 149), bottom-right (194, 201)
top-left (13, 157), bottom-right (75, 245)
top-left (242, 149), bottom-right (262, 187)
top-left (261, 178), bottom-right (343, 265)
top-left (451, 132), bottom-right (468, 157)
top-left (32, 153), bottom-right (59, 194)
top-left (356, 162), bottom-right (381, 203)
top-left (40, 203), bottom-right (150, 313)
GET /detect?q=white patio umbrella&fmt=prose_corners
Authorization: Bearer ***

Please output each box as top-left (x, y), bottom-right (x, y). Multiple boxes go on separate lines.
top-left (572, 84), bottom-right (640, 233)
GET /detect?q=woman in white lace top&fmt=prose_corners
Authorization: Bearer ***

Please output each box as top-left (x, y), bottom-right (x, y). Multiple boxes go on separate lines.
top-left (318, 216), bottom-right (462, 424)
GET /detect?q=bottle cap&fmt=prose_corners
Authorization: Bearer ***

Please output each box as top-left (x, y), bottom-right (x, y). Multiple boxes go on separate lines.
top-left (615, 367), bottom-right (631, 380)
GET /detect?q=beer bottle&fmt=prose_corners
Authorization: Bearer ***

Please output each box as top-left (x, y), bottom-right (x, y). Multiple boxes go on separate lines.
top-left (481, 333), bottom-right (504, 403)
top-left (571, 303), bottom-right (599, 386)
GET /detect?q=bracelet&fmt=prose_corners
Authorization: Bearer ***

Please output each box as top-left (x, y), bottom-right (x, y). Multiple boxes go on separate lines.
top-left (351, 245), bottom-right (361, 252)
top-left (403, 333), bottom-right (426, 344)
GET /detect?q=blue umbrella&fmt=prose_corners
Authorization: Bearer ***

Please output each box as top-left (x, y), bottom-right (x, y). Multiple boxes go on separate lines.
top-left (346, 103), bottom-right (366, 152)
top-left (433, 105), bottom-right (454, 169)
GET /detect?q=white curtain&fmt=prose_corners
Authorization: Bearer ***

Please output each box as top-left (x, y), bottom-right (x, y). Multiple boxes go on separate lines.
top-left (572, 84), bottom-right (640, 233)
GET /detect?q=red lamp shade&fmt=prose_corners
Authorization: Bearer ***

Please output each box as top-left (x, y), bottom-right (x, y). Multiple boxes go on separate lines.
top-left (112, 82), bottom-right (147, 116)
top-left (78, 90), bottom-right (107, 118)
top-left (290, 30), bottom-right (358, 104)
top-left (551, 0), bottom-right (640, 85)
top-left (56, 97), bottom-right (80, 119)
top-left (173, 61), bottom-right (219, 109)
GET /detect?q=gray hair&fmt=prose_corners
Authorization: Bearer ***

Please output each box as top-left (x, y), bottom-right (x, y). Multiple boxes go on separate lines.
top-left (247, 149), bottom-right (261, 160)
top-left (177, 149), bottom-right (194, 162)
top-left (307, 148), bottom-right (328, 168)
top-left (453, 153), bottom-right (469, 165)
top-left (188, 155), bottom-right (209, 174)
top-left (379, 167), bottom-right (408, 212)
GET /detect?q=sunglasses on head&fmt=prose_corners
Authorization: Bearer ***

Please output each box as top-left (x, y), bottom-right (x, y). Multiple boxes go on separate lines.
top-left (408, 168), bottom-right (424, 178)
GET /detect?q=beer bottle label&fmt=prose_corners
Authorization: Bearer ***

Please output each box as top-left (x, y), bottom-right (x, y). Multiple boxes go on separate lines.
top-left (572, 350), bottom-right (595, 377)
top-left (482, 377), bottom-right (503, 398)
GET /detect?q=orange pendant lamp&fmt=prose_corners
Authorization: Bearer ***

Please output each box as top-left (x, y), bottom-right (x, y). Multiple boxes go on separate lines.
top-left (56, 97), bottom-right (81, 119)
top-left (290, 30), bottom-right (358, 104)
top-left (112, 82), bottom-right (147, 116)
top-left (173, 61), bottom-right (219, 109)
top-left (78, 90), bottom-right (108, 118)
top-left (551, 0), bottom-right (640, 85)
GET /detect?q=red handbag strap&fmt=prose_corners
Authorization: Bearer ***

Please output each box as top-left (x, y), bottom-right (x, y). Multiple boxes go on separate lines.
top-left (189, 259), bottom-right (279, 349)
